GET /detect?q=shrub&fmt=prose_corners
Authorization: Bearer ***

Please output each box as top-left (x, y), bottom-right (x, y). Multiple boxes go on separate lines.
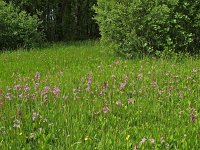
top-left (0, 1), bottom-right (43, 50)
top-left (95, 0), bottom-right (200, 57)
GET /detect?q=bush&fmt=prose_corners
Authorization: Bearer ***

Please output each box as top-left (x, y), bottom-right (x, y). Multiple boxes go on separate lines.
top-left (95, 0), bottom-right (200, 57)
top-left (0, 1), bottom-right (43, 50)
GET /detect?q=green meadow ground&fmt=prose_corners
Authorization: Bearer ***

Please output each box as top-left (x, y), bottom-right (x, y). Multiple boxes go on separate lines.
top-left (0, 41), bottom-right (199, 149)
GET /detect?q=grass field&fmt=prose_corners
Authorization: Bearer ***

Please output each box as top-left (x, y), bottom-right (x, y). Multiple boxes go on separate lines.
top-left (0, 41), bottom-right (199, 149)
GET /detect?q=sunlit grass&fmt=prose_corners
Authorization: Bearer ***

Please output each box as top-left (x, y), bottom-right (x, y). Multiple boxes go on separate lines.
top-left (0, 41), bottom-right (199, 149)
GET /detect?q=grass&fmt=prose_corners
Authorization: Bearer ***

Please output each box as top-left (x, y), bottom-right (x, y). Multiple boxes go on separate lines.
top-left (0, 41), bottom-right (199, 149)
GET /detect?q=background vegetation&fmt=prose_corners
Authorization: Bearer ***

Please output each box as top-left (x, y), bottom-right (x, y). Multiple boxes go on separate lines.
top-left (95, 0), bottom-right (200, 57)
top-left (0, 1), bottom-right (43, 50)
top-left (1, 0), bottom-right (99, 50)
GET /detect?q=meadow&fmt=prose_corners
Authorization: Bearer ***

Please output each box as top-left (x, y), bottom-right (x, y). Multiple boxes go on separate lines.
top-left (0, 41), bottom-right (199, 149)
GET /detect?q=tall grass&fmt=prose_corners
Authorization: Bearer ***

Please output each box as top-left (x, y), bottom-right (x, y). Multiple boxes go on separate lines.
top-left (0, 41), bottom-right (199, 149)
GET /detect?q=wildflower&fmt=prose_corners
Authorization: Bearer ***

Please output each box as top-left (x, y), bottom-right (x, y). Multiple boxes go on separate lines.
top-left (99, 90), bottom-right (103, 96)
top-left (149, 138), bottom-right (155, 144)
top-left (160, 137), bottom-right (165, 144)
top-left (112, 74), bottom-right (116, 78)
top-left (14, 84), bottom-right (21, 91)
top-left (166, 143), bottom-right (170, 149)
top-left (24, 85), bottom-right (30, 92)
top-left (120, 81), bottom-right (127, 90)
top-left (116, 100), bottom-right (122, 106)
top-left (191, 106), bottom-right (197, 123)
top-left (17, 110), bottom-right (22, 118)
top-left (52, 86), bottom-right (60, 96)
top-left (35, 71), bottom-right (41, 81)
top-left (33, 83), bottom-right (39, 90)
top-left (134, 145), bottom-right (138, 150)
top-left (39, 128), bottom-right (43, 133)
top-left (103, 106), bottom-right (110, 114)
top-left (13, 119), bottom-right (20, 128)
top-left (84, 136), bottom-right (89, 141)
top-left (192, 69), bottom-right (198, 74)
top-left (30, 133), bottom-right (35, 139)
top-left (140, 137), bottom-right (146, 144)
top-left (87, 72), bottom-right (92, 92)
top-left (19, 132), bottom-right (22, 136)
top-left (138, 73), bottom-right (143, 81)
top-left (6, 86), bottom-right (11, 92)
top-left (104, 82), bottom-right (108, 89)
top-left (5, 93), bottom-right (13, 100)
top-left (128, 98), bottom-right (134, 105)
top-left (32, 112), bottom-right (39, 121)
top-left (42, 86), bottom-right (51, 95)
top-left (63, 95), bottom-right (68, 100)
top-left (126, 135), bottom-right (130, 141)
top-left (124, 74), bottom-right (128, 79)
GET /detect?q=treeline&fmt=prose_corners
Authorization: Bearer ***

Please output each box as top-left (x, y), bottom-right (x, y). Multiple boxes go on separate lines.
top-left (0, 0), bottom-right (99, 50)
top-left (5, 0), bottom-right (99, 41)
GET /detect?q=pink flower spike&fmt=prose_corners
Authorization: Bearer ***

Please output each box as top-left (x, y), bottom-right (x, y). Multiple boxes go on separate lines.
top-left (99, 90), bottom-right (103, 96)
top-left (104, 82), bottom-right (108, 89)
top-left (35, 71), bottom-right (41, 81)
top-left (53, 86), bottom-right (60, 96)
top-left (103, 106), bottom-right (110, 114)
top-left (14, 85), bottom-right (21, 91)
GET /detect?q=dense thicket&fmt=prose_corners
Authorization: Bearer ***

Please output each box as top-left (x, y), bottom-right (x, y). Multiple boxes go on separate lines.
top-left (95, 0), bottom-right (200, 56)
top-left (4, 0), bottom-right (99, 41)
top-left (0, 1), bottom-right (43, 50)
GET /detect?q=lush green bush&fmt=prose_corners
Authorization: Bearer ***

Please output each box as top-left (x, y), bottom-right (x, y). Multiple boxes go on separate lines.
top-left (95, 0), bottom-right (200, 57)
top-left (0, 1), bottom-right (43, 50)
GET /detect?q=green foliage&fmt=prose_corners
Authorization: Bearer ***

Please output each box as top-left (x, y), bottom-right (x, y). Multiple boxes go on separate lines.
top-left (95, 0), bottom-right (200, 57)
top-left (4, 0), bottom-right (99, 42)
top-left (0, 1), bottom-right (43, 50)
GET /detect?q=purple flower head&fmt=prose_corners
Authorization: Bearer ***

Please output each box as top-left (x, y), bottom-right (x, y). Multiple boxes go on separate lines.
top-left (14, 85), bottom-right (21, 91)
top-left (103, 106), bottom-right (110, 114)
top-left (87, 74), bottom-right (92, 92)
top-left (120, 81), bottom-right (127, 90)
top-left (17, 110), bottom-right (22, 117)
top-left (42, 86), bottom-right (51, 95)
top-left (191, 106), bottom-right (197, 123)
top-left (35, 71), bottom-right (41, 81)
top-left (53, 86), bottom-right (60, 96)
top-left (33, 83), bottom-right (39, 90)
top-left (99, 89), bottom-right (103, 96)
top-left (191, 113), bottom-right (196, 123)
top-left (104, 82), bottom-right (108, 89)
top-left (24, 85), bottom-right (30, 92)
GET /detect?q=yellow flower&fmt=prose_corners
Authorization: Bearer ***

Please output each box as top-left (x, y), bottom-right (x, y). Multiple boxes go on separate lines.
top-left (84, 136), bottom-right (89, 141)
top-left (126, 135), bottom-right (131, 141)
top-left (19, 132), bottom-right (22, 136)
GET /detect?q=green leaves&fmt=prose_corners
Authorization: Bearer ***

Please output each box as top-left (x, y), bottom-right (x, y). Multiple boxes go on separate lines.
top-left (95, 0), bottom-right (200, 57)
top-left (0, 1), bottom-right (43, 50)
